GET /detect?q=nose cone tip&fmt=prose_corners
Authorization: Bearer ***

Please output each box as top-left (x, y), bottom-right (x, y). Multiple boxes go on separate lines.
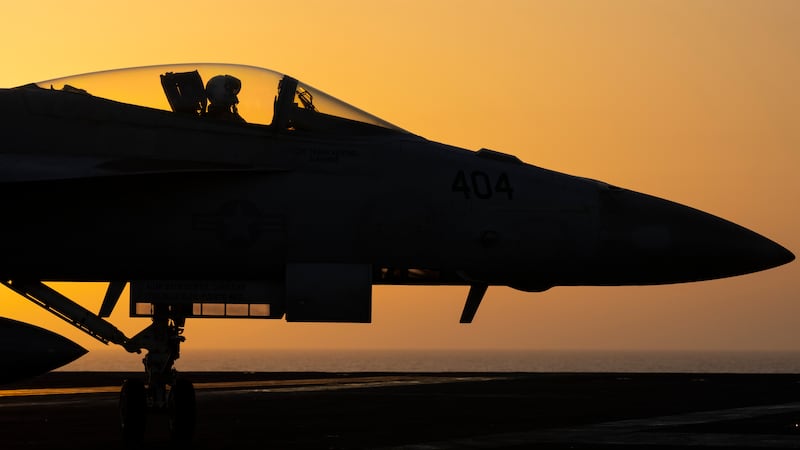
top-left (597, 188), bottom-right (794, 284)
top-left (772, 243), bottom-right (795, 268)
top-left (696, 224), bottom-right (794, 279)
top-left (733, 228), bottom-right (794, 275)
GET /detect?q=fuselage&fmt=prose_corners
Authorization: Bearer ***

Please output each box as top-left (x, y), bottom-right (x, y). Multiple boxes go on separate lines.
top-left (0, 65), bottom-right (793, 419)
top-left (0, 83), bottom-right (792, 292)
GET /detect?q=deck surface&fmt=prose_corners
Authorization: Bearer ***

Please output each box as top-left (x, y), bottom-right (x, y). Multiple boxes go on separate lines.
top-left (1, 372), bottom-right (799, 449)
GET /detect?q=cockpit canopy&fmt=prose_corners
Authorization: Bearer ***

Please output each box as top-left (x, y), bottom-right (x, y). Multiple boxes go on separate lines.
top-left (35, 63), bottom-right (405, 134)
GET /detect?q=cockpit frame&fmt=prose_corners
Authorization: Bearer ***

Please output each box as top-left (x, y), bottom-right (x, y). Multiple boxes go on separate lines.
top-left (34, 63), bottom-right (407, 135)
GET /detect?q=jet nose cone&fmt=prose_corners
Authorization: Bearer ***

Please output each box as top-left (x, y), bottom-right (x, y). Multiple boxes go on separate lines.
top-left (742, 231), bottom-right (794, 270)
top-left (776, 244), bottom-right (795, 266)
top-left (698, 219), bottom-right (794, 276)
top-left (597, 188), bottom-right (794, 284)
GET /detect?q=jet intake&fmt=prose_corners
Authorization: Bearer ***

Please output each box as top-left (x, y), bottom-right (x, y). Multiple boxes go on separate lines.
top-left (285, 263), bottom-right (372, 323)
top-left (130, 280), bottom-right (285, 319)
top-left (129, 268), bottom-right (374, 323)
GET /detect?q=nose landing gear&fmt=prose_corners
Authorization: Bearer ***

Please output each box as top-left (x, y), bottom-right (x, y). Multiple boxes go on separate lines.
top-left (0, 280), bottom-right (199, 444)
top-left (120, 304), bottom-right (196, 443)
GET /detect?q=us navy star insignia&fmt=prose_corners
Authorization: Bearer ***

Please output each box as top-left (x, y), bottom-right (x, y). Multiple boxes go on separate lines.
top-left (193, 200), bottom-right (283, 249)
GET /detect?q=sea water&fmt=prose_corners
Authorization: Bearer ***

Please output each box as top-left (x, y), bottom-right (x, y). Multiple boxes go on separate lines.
top-left (59, 348), bottom-right (800, 373)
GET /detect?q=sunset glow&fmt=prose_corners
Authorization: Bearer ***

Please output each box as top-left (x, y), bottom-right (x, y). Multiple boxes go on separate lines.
top-left (0, 0), bottom-right (797, 354)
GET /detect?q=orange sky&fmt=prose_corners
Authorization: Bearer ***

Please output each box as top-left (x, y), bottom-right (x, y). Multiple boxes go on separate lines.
top-left (0, 0), bottom-right (797, 353)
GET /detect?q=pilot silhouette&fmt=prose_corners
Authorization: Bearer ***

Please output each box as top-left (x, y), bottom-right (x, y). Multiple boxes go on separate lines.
top-left (205, 74), bottom-right (245, 122)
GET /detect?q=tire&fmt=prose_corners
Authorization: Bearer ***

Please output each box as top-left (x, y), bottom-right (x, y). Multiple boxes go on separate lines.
top-left (169, 378), bottom-right (196, 442)
top-left (119, 378), bottom-right (147, 443)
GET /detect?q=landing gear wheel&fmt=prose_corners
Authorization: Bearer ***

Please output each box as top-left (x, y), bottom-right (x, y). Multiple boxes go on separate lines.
top-left (169, 378), bottom-right (196, 442)
top-left (120, 379), bottom-right (146, 443)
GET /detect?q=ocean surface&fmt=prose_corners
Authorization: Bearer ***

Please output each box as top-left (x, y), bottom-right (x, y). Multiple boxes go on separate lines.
top-left (59, 349), bottom-right (800, 373)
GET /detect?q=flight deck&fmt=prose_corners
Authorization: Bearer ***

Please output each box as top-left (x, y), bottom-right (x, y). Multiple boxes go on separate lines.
top-left (1, 372), bottom-right (799, 449)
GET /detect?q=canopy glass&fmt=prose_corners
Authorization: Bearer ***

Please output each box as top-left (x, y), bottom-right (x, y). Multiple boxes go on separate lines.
top-left (35, 63), bottom-right (405, 133)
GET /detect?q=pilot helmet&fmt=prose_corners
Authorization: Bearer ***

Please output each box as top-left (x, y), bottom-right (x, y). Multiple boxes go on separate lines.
top-left (206, 75), bottom-right (242, 106)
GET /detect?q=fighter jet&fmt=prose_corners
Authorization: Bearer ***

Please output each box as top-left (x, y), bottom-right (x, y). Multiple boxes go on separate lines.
top-left (0, 63), bottom-right (793, 441)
